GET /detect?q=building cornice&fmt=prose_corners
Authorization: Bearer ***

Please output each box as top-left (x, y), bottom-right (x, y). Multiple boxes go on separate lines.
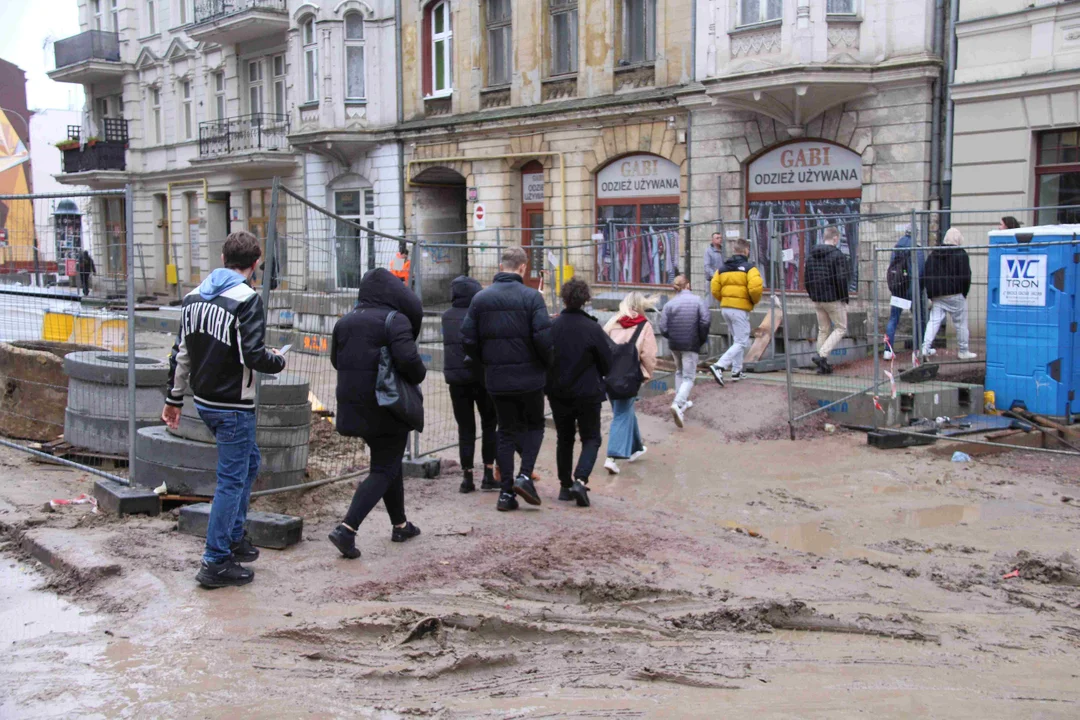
top-left (951, 67), bottom-right (1080, 103)
top-left (955, 1), bottom-right (1080, 38)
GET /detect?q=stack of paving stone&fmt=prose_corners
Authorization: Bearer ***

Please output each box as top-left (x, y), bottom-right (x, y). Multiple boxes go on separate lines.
top-left (132, 373), bottom-right (312, 496)
top-left (63, 351), bottom-right (169, 455)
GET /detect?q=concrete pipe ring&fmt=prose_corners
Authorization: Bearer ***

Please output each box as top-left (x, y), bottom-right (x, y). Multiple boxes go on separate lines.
top-left (63, 351), bottom-right (171, 386)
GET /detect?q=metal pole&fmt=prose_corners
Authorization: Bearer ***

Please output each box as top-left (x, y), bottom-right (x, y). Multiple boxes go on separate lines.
top-left (872, 244), bottom-right (881, 431)
top-left (610, 220), bottom-right (618, 293)
top-left (413, 237), bottom-right (423, 305)
top-left (124, 183), bottom-right (137, 465)
top-left (768, 223), bottom-right (778, 361)
top-left (778, 217), bottom-right (796, 441)
top-left (367, 227), bottom-right (375, 271)
top-left (683, 215), bottom-right (692, 280)
top-left (256, 178), bottom-right (280, 410)
top-left (910, 209), bottom-right (923, 358)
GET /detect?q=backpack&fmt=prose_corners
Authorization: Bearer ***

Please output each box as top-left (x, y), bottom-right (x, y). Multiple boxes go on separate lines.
top-left (605, 323), bottom-right (646, 400)
top-left (886, 251), bottom-right (911, 300)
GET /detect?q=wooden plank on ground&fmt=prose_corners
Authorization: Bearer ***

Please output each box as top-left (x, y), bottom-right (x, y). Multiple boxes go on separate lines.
top-left (744, 296), bottom-right (783, 363)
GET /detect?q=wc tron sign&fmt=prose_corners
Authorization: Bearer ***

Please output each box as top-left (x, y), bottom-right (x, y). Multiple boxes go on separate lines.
top-left (1000, 254), bottom-right (1047, 306)
top-left (748, 142), bottom-right (862, 194)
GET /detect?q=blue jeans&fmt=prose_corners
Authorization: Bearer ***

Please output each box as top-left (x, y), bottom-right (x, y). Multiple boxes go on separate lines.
top-left (196, 406), bottom-right (260, 564)
top-left (607, 397), bottom-right (643, 460)
top-left (885, 300), bottom-right (927, 352)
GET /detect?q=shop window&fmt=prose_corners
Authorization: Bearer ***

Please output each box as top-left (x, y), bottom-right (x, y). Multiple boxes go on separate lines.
top-left (550, 0), bottom-right (578, 76)
top-left (424, 1), bottom-right (453, 97)
top-left (740, 0), bottom-right (782, 26)
top-left (620, 0), bottom-right (655, 65)
top-left (1035, 129), bottom-right (1080, 224)
top-left (486, 0), bottom-right (512, 87)
top-left (344, 12), bottom-right (366, 100)
top-left (595, 154), bottom-right (681, 286)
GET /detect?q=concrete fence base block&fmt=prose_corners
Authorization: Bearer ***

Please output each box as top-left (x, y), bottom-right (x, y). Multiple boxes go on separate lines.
top-left (403, 457), bottom-right (440, 479)
top-left (178, 503), bottom-right (303, 549)
top-left (93, 479), bottom-right (160, 516)
top-left (132, 457), bottom-right (306, 496)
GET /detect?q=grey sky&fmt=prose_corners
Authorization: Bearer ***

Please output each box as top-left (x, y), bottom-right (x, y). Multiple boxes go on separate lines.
top-left (0, 0), bottom-right (84, 111)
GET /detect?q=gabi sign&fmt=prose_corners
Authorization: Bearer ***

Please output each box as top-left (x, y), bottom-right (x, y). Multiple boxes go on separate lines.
top-left (597, 155), bottom-right (681, 199)
top-left (748, 142), bottom-right (862, 195)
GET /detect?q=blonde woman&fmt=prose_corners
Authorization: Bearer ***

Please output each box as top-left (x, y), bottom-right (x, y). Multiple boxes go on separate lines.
top-left (603, 292), bottom-right (658, 474)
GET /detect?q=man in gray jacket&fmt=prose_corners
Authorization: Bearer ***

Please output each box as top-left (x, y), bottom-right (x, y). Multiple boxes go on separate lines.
top-left (704, 232), bottom-right (725, 308)
top-left (658, 275), bottom-right (711, 428)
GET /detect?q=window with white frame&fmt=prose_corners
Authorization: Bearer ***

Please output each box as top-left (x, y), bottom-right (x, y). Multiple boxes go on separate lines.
top-left (621, 0), bottom-right (655, 65)
top-left (146, 0), bottom-right (156, 34)
top-left (550, 0), bottom-right (577, 76)
top-left (334, 189), bottom-right (376, 288)
top-left (430, 1), bottom-right (452, 96)
top-left (826, 0), bottom-right (855, 15)
top-left (180, 79), bottom-right (193, 140)
top-left (740, 0), bottom-right (782, 26)
top-left (93, 0), bottom-right (103, 30)
top-left (178, 0), bottom-right (189, 24)
top-left (95, 97), bottom-right (110, 128)
top-left (247, 58), bottom-right (265, 114)
top-left (344, 12), bottom-right (366, 100)
top-left (486, 0), bottom-right (511, 87)
top-left (213, 71), bottom-right (226, 120)
top-left (150, 87), bottom-right (161, 144)
top-left (302, 18), bottom-right (318, 104)
top-left (110, 0), bottom-right (119, 32)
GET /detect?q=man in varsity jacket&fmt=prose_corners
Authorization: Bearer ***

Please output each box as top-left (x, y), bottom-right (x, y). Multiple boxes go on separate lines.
top-left (161, 231), bottom-right (286, 589)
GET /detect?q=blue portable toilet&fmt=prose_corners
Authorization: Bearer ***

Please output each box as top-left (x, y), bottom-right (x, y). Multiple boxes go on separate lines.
top-left (986, 226), bottom-right (1078, 420)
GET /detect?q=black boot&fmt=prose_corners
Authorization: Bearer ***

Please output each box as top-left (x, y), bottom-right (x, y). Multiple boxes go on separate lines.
top-left (481, 466), bottom-right (498, 491)
top-left (328, 524), bottom-right (361, 559)
top-left (392, 521), bottom-right (422, 543)
top-left (459, 469), bottom-right (476, 494)
top-left (196, 557), bottom-right (254, 588)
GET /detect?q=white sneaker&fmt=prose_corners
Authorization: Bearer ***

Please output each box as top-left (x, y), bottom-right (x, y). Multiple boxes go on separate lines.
top-left (922, 348), bottom-right (937, 357)
top-left (629, 447), bottom-right (647, 463)
top-left (604, 458), bottom-right (620, 475)
top-left (685, 400), bottom-right (693, 410)
top-left (883, 350), bottom-right (894, 361)
top-left (709, 364), bottom-right (725, 387)
top-left (670, 403), bottom-right (685, 428)
top-left (957, 351), bottom-right (977, 360)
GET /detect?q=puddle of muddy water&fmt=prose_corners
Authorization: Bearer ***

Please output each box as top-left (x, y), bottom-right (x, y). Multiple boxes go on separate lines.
top-left (763, 522), bottom-right (841, 555)
top-left (892, 500), bottom-right (1048, 530)
top-left (0, 560), bottom-right (99, 644)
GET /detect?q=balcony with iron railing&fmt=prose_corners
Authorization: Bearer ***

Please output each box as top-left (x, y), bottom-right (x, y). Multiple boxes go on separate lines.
top-left (188, 0), bottom-right (289, 45)
top-left (57, 119), bottom-right (128, 180)
top-left (194, 113), bottom-right (297, 169)
top-left (48, 30), bottom-right (125, 84)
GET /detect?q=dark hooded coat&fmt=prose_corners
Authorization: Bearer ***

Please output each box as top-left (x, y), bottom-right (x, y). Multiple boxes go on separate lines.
top-left (441, 276), bottom-right (483, 386)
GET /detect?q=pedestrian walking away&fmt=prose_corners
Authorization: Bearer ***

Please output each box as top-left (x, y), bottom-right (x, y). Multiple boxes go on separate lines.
top-left (708, 239), bottom-right (763, 390)
top-left (461, 246), bottom-right (554, 512)
top-left (657, 275), bottom-right (709, 428)
top-left (77, 250), bottom-right (95, 297)
top-left (162, 231), bottom-right (287, 589)
top-left (603, 292), bottom-right (658, 475)
top-left (884, 226), bottom-right (927, 360)
top-left (921, 228), bottom-right (975, 360)
top-left (547, 279), bottom-right (613, 507)
top-left (804, 225), bottom-right (851, 374)
top-left (327, 267), bottom-right (426, 559)
top-left (442, 275), bottom-right (498, 493)
top-left (703, 232), bottom-right (725, 308)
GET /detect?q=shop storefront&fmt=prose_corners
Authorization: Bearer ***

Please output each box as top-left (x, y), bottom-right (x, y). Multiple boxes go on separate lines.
top-left (595, 154), bottom-right (682, 286)
top-left (520, 161), bottom-right (545, 289)
top-left (746, 140), bottom-right (863, 293)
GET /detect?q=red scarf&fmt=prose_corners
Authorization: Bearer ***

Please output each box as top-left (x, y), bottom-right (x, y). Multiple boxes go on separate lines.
top-left (618, 314), bottom-right (647, 328)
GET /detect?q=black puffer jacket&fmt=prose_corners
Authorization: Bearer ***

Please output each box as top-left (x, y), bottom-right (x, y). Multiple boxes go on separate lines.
top-left (546, 308), bottom-right (613, 402)
top-left (804, 243), bottom-right (851, 303)
top-left (923, 246), bottom-right (972, 299)
top-left (331, 268), bottom-right (427, 438)
top-left (461, 272), bottom-right (553, 395)
top-left (441, 276), bottom-right (483, 386)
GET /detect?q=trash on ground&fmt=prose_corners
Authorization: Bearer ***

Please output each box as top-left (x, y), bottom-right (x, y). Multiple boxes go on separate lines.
top-left (48, 494), bottom-right (98, 513)
top-left (1002, 569), bottom-right (1020, 580)
top-left (951, 451), bottom-right (972, 463)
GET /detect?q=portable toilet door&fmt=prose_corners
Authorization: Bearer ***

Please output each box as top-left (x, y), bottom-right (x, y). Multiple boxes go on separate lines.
top-left (985, 227), bottom-right (1078, 420)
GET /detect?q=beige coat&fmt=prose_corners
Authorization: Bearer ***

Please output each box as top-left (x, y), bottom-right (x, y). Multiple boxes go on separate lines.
top-left (604, 316), bottom-right (658, 381)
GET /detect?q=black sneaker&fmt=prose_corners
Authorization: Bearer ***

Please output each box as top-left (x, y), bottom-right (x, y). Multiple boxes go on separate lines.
top-left (811, 355), bottom-right (833, 375)
top-left (513, 474), bottom-right (542, 506)
top-left (391, 521), bottom-right (421, 543)
top-left (497, 492), bottom-right (519, 512)
top-left (230, 532), bottom-right (259, 563)
top-left (328, 525), bottom-right (361, 559)
top-left (558, 486), bottom-right (574, 502)
top-left (568, 480), bottom-right (591, 508)
top-left (480, 467), bottom-right (499, 491)
top-left (196, 557), bottom-right (254, 588)
top-left (459, 469), bottom-right (475, 494)
top-left (731, 371), bottom-right (746, 382)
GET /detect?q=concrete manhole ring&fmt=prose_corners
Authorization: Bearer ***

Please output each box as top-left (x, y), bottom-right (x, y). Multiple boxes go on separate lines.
top-left (63, 351), bottom-right (170, 386)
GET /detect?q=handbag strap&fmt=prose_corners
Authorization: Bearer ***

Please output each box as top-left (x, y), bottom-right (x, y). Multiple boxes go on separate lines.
top-left (383, 310), bottom-right (398, 345)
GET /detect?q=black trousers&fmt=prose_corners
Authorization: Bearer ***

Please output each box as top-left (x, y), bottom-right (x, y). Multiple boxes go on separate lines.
top-left (490, 390), bottom-right (546, 494)
top-left (79, 272), bottom-right (91, 296)
top-left (548, 396), bottom-right (602, 487)
top-left (343, 432), bottom-right (408, 529)
top-left (448, 382), bottom-right (497, 470)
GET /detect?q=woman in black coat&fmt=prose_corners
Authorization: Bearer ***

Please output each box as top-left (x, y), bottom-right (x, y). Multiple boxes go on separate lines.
top-left (442, 276), bottom-right (498, 494)
top-left (328, 268), bottom-right (427, 559)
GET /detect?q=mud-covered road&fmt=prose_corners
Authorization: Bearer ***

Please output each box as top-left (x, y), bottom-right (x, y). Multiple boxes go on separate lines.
top-left (2, 379), bottom-right (1080, 718)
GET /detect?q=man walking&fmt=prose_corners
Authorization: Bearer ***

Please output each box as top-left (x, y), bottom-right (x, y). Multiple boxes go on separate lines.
top-left (77, 250), bottom-right (95, 297)
top-left (921, 228), bottom-right (975, 360)
top-left (658, 275), bottom-right (710, 428)
top-left (462, 246), bottom-right (553, 512)
top-left (708, 238), bottom-right (763, 388)
top-left (704, 232), bottom-right (725, 305)
top-left (804, 225), bottom-right (851, 375)
top-left (884, 226), bottom-right (926, 360)
top-left (162, 231), bottom-right (286, 588)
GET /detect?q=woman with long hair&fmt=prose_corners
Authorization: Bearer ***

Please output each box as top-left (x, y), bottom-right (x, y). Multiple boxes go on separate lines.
top-left (602, 292), bottom-right (658, 475)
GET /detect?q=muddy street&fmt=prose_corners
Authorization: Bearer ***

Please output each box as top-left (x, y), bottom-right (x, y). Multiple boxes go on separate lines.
top-left (2, 379), bottom-right (1080, 718)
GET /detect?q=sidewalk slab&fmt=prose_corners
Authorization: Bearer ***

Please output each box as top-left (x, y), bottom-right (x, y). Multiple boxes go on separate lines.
top-left (18, 526), bottom-right (122, 581)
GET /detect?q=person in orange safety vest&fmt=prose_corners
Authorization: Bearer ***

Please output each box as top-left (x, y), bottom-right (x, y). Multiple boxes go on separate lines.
top-left (390, 245), bottom-right (410, 284)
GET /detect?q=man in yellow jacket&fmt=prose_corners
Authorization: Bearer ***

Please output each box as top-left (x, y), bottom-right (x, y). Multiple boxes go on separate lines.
top-left (708, 238), bottom-right (763, 386)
